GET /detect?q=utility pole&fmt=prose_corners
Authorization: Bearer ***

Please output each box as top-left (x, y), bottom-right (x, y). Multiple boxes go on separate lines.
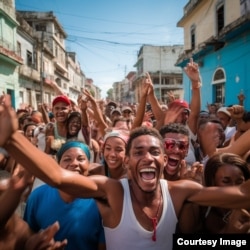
top-left (159, 46), bottom-right (162, 102)
top-left (40, 30), bottom-right (44, 103)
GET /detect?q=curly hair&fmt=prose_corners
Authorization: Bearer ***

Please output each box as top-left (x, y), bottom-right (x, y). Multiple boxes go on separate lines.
top-left (125, 126), bottom-right (163, 156)
top-left (159, 123), bottom-right (189, 138)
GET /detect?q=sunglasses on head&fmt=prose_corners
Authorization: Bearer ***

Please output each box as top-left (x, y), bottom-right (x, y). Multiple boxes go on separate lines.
top-left (164, 138), bottom-right (189, 151)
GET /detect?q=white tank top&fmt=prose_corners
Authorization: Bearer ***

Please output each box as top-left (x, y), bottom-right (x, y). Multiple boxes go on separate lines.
top-left (104, 179), bottom-right (178, 250)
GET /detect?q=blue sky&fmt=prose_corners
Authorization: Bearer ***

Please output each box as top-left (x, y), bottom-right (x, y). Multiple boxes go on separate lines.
top-left (15, 0), bottom-right (188, 98)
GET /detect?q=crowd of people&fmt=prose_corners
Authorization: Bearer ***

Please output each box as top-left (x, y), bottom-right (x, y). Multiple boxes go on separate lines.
top-left (0, 58), bottom-right (250, 250)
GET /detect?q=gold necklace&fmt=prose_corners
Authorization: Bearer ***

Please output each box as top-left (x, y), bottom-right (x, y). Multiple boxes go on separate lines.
top-left (130, 184), bottom-right (163, 241)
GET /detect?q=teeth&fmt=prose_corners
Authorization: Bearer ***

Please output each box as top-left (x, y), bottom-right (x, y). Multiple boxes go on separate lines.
top-left (169, 156), bottom-right (179, 161)
top-left (140, 168), bottom-right (155, 173)
top-left (108, 160), bottom-right (116, 163)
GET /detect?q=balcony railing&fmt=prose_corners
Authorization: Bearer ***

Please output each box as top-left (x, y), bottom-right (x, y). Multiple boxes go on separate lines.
top-left (0, 38), bottom-right (23, 64)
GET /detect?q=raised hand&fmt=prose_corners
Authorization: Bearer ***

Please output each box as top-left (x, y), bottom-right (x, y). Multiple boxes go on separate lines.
top-left (221, 209), bottom-right (250, 233)
top-left (180, 160), bottom-right (204, 184)
top-left (81, 89), bottom-right (96, 106)
top-left (237, 91), bottom-right (245, 104)
top-left (163, 104), bottom-right (183, 125)
top-left (0, 94), bottom-right (18, 146)
top-left (77, 92), bottom-right (88, 111)
top-left (227, 105), bottom-right (244, 120)
top-left (142, 72), bottom-right (154, 96)
top-left (184, 58), bottom-right (201, 88)
top-left (167, 91), bottom-right (175, 103)
top-left (25, 221), bottom-right (68, 250)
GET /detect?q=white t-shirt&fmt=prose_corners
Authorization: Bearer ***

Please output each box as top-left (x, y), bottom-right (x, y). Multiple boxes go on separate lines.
top-left (33, 125), bottom-right (46, 151)
top-left (104, 179), bottom-right (177, 250)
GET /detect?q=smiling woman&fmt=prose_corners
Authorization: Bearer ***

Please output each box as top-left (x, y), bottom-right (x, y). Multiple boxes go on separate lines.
top-left (102, 129), bottom-right (129, 179)
top-left (24, 139), bottom-right (106, 250)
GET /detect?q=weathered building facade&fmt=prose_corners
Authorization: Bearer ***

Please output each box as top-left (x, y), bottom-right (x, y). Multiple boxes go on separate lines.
top-left (0, 0), bottom-right (23, 109)
top-left (177, 0), bottom-right (250, 109)
top-left (133, 45), bottom-right (184, 104)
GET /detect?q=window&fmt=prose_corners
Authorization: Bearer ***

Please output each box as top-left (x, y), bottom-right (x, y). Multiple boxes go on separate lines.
top-left (177, 78), bottom-right (182, 85)
top-left (240, 0), bottom-right (250, 15)
top-left (153, 77), bottom-right (159, 85)
top-left (26, 50), bottom-right (33, 66)
top-left (214, 69), bottom-right (225, 81)
top-left (55, 78), bottom-right (61, 87)
top-left (33, 51), bottom-right (37, 69)
top-left (36, 92), bottom-right (41, 105)
top-left (212, 68), bottom-right (226, 104)
top-left (216, 2), bottom-right (224, 33)
top-left (55, 45), bottom-right (58, 57)
top-left (35, 24), bottom-right (46, 32)
top-left (19, 91), bottom-right (24, 104)
top-left (214, 84), bottom-right (225, 103)
top-left (164, 78), bottom-right (170, 85)
top-left (190, 25), bottom-right (196, 50)
top-left (17, 42), bottom-right (21, 56)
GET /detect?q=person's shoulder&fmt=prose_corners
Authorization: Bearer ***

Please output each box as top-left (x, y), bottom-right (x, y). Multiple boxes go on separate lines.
top-left (30, 184), bottom-right (52, 197)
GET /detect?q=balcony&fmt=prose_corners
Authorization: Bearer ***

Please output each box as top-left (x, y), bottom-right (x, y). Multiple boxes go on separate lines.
top-left (54, 61), bottom-right (68, 73)
top-left (0, 36), bottom-right (23, 63)
top-left (19, 64), bottom-right (40, 82)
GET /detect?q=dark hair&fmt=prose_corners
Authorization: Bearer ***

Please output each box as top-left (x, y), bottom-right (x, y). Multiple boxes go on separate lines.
top-left (23, 122), bottom-right (37, 133)
top-left (67, 111), bottom-right (82, 126)
top-left (242, 111), bottom-right (250, 123)
top-left (159, 123), bottom-right (189, 138)
top-left (18, 113), bottom-right (32, 125)
top-left (204, 153), bottom-right (250, 186)
top-left (198, 118), bottom-right (223, 130)
top-left (67, 111), bottom-right (81, 121)
top-left (125, 126), bottom-right (163, 156)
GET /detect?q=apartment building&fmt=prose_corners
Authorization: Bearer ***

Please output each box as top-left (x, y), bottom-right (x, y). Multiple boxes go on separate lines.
top-left (133, 45), bottom-right (184, 104)
top-left (176, 0), bottom-right (250, 109)
top-left (0, 0), bottom-right (23, 109)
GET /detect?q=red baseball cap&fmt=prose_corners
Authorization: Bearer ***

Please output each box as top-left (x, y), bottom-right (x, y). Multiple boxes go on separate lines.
top-left (52, 95), bottom-right (71, 106)
top-left (169, 99), bottom-right (191, 113)
top-left (169, 99), bottom-right (189, 109)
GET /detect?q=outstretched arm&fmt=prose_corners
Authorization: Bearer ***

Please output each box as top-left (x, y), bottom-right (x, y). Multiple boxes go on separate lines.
top-left (184, 58), bottom-right (201, 135)
top-left (0, 95), bottom-right (105, 198)
top-left (44, 79), bottom-right (65, 96)
top-left (188, 180), bottom-right (250, 209)
top-left (82, 89), bottom-right (108, 138)
top-left (77, 93), bottom-right (89, 128)
top-left (145, 73), bottom-right (165, 128)
top-left (132, 74), bottom-right (151, 129)
top-left (5, 131), bottom-right (101, 196)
